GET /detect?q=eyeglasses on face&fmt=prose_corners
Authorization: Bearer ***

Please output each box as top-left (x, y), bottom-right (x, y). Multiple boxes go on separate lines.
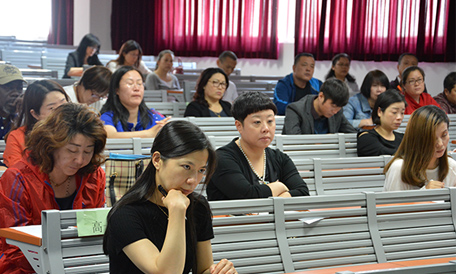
top-left (91, 92), bottom-right (107, 100)
top-left (406, 78), bottom-right (424, 85)
top-left (210, 80), bottom-right (227, 89)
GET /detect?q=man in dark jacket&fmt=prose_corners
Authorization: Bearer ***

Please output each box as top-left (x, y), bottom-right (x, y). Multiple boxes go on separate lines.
top-left (282, 78), bottom-right (357, 134)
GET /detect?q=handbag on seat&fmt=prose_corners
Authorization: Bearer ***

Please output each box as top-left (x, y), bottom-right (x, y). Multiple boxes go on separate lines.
top-left (105, 153), bottom-right (151, 206)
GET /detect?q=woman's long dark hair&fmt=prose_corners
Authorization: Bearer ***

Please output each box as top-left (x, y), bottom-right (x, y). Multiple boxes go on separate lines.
top-left (103, 120), bottom-right (217, 272)
top-left (76, 33), bottom-right (101, 66)
top-left (7, 80), bottom-right (69, 141)
top-left (109, 40), bottom-right (143, 68)
top-left (100, 66), bottom-right (152, 130)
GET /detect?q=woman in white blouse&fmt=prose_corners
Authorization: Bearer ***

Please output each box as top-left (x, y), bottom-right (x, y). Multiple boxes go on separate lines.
top-left (384, 105), bottom-right (456, 191)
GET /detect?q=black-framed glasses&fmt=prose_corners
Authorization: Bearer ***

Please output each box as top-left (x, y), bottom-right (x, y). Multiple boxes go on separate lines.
top-left (210, 80), bottom-right (227, 89)
top-left (406, 78), bottom-right (424, 85)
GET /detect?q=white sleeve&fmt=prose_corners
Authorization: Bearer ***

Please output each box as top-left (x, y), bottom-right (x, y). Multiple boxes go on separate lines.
top-left (383, 159), bottom-right (409, 191)
top-left (444, 157), bottom-right (456, 187)
top-left (106, 61), bottom-right (119, 73)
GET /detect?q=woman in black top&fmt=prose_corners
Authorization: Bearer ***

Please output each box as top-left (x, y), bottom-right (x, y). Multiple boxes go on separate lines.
top-left (357, 90), bottom-right (407, 156)
top-left (184, 68), bottom-right (232, 117)
top-left (207, 92), bottom-right (309, 200)
top-left (103, 120), bottom-right (236, 274)
top-left (63, 33), bottom-right (103, 78)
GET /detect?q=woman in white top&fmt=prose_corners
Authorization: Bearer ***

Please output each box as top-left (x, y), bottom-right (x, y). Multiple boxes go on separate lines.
top-left (63, 66), bottom-right (112, 112)
top-left (145, 49), bottom-right (181, 90)
top-left (106, 40), bottom-right (152, 76)
top-left (325, 53), bottom-right (359, 97)
top-left (384, 105), bottom-right (456, 191)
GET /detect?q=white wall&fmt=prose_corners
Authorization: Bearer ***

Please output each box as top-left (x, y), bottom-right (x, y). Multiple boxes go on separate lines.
top-left (75, 1), bottom-right (456, 97)
top-left (73, 0), bottom-right (112, 51)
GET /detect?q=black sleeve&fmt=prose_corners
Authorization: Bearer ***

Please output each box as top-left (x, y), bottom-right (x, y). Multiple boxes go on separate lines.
top-left (107, 205), bottom-right (149, 254)
top-left (63, 52), bottom-right (78, 78)
top-left (193, 196), bottom-right (214, 241)
top-left (220, 100), bottom-right (232, 117)
top-left (184, 102), bottom-right (204, 117)
top-left (357, 131), bottom-right (396, 156)
top-left (88, 54), bottom-right (103, 66)
top-left (209, 147), bottom-right (273, 199)
top-left (273, 150), bottom-right (310, 196)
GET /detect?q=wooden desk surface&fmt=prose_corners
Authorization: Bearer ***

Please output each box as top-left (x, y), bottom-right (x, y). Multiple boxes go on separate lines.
top-left (289, 257), bottom-right (456, 274)
top-left (0, 227), bottom-right (42, 246)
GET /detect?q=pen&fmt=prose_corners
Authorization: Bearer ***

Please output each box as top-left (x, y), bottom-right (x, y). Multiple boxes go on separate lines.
top-left (158, 185), bottom-right (187, 220)
top-left (158, 185), bottom-right (168, 197)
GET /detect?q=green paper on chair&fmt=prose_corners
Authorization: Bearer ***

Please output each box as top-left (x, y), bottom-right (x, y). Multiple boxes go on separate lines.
top-left (76, 209), bottom-right (110, 237)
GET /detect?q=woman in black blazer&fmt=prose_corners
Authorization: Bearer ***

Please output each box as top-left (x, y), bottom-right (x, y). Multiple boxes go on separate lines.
top-left (184, 68), bottom-right (232, 117)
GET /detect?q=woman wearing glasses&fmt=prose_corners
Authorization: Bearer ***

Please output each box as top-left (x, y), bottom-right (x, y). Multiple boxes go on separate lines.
top-left (184, 68), bottom-right (232, 117)
top-left (4, 80), bottom-right (69, 167)
top-left (100, 66), bottom-right (170, 138)
top-left (325, 53), bottom-right (359, 97)
top-left (402, 66), bottom-right (440, 114)
top-left (62, 66), bottom-right (112, 112)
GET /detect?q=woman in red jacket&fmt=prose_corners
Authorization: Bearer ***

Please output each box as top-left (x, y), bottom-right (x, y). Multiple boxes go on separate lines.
top-left (402, 66), bottom-right (441, 114)
top-left (0, 103), bottom-right (107, 274)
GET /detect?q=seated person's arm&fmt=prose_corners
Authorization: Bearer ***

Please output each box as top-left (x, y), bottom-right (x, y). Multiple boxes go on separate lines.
top-left (67, 67), bottom-right (84, 77)
top-left (197, 240), bottom-right (235, 274)
top-left (338, 113), bottom-right (358, 133)
top-left (210, 150), bottom-right (281, 199)
top-left (282, 106), bottom-right (303, 134)
top-left (275, 152), bottom-right (310, 197)
top-left (120, 191), bottom-right (188, 274)
top-left (4, 132), bottom-right (24, 167)
top-left (273, 81), bottom-right (290, 115)
top-left (103, 117), bottom-right (171, 138)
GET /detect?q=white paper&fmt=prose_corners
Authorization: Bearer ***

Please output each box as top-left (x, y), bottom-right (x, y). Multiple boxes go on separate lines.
top-left (11, 225), bottom-right (42, 238)
top-left (299, 217), bottom-right (325, 224)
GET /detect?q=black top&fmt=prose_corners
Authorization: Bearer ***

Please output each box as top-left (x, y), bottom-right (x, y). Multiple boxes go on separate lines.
top-left (106, 196), bottom-right (214, 274)
top-left (184, 100), bottom-right (232, 117)
top-left (294, 83), bottom-right (312, 102)
top-left (63, 51), bottom-right (102, 78)
top-left (55, 191), bottom-right (77, 210)
top-left (207, 138), bottom-right (310, 200)
top-left (357, 129), bottom-right (404, 156)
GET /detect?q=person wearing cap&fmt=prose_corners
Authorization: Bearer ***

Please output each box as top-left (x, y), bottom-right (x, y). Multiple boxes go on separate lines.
top-left (0, 64), bottom-right (25, 140)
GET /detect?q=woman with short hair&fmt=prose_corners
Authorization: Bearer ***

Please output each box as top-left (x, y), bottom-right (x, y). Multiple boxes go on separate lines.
top-left (63, 66), bottom-right (112, 112)
top-left (0, 103), bottom-right (107, 273)
top-left (207, 91), bottom-right (309, 200)
top-left (344, 70), bottom-right (390, 128)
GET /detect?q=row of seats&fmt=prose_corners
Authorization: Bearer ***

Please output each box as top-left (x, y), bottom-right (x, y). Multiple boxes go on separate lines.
top-left (6, 187), bottom-right (455, 274)
top-left (0, 47), bottom-right (197, 78)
